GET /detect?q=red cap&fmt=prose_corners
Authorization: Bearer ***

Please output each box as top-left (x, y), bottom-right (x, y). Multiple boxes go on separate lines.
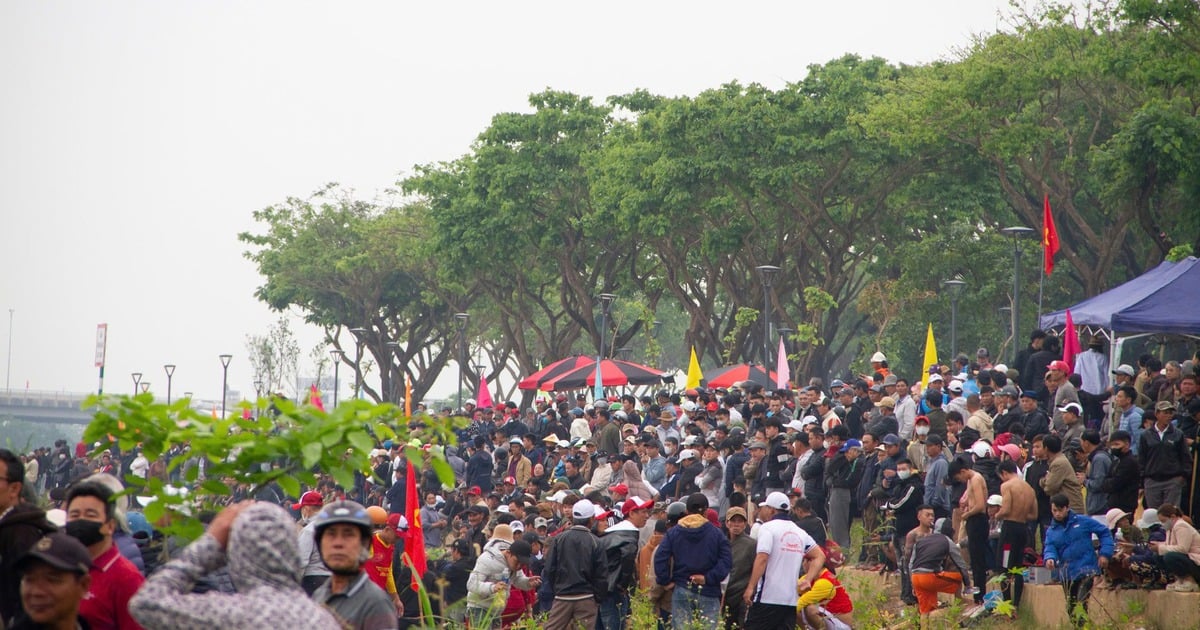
top-left (1047, 360), bottom-right (1071, 373)
top-left (706, 402), bottom-right (719, 412)
top-left (621, 496), bottom-right (654, 514)
top-left (467, 486), bottom-right (482, 496)
top-left (387, 512), bottom-right (409, 533)
top-left (503, 476), bottom-right (516, 485)
top-left (292, 491), bottom-right (323, 510)
top-left (610, 483), bottom-right (629, 496)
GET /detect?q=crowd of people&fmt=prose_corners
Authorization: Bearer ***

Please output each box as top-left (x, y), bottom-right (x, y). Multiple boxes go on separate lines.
top-left (2, 332), bottom-right (1200, 629)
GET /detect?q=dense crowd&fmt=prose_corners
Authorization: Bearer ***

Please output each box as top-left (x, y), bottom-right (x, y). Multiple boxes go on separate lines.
top-left (2, 331), bottom-right (1200, 629)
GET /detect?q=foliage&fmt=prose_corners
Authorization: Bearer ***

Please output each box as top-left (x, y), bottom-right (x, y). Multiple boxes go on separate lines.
top-left (721, 307), bottom-right (760, 364)
top-left (82, 393), bottom-right (459, 541)
top-left (244, 316), bottom-right (300, 396)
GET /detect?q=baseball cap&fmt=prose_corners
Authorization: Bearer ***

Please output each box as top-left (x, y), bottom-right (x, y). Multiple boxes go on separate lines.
top-left (784, 419), bottom-right (807, 432)
top-left (1047, 360), bottom-right (1071, 373)
top-left (725, 507), bottom-right (748, 521)
top-left (947, 380), bottom-right (964, 393)
top-left (839, 438), bottom-right (863, 453)
top-left (882, 434), bottom-right (901, 446)
top-left (926, 434), bottom-right (945, 446)
top-left (610, 483), bottom-right (629, 496)
top-left (1112, 364), bottom-right (1136, 377)
top-left (503, 476), bottom-right (517, 485)
top-left (986, 494), bottom-right (1003, 507)
top-left (1058, 402), bottom-right (1083, 415)
top-left (467, 486), bottom-right (482, 496)
top-left (293, 490), bottom-right (324, 510)
top-left (387, 513), bottom-right (409, 533)
top-left (16, 533), bottom-right (93, 575)
top-left (507, 539), bottom-right (533, 564)
top-left (678, 449), bottom-right (698, 460)
top-left (621, 496), bottom-right (654, 514)
top-left (759, 491), bottom-right (791, 511)
top-left (928, 374), bottom-right (944, 383)
top-left (534, 517), bottom-right (549, 529)
top-left (883, 374), bottom-right (899, 386)
top-left (871, 351), bottom-right (887, 363)
top-left (1155, 400), bottom-right (1178, 412)
top-left (878, 396), bottom-right (896, 408)
top-left (748, 441), bottom-right (767, 450)
top-left (997, 444), bottom-right (1022, 462)
top-left (572, 499), bottom-right (597, 520)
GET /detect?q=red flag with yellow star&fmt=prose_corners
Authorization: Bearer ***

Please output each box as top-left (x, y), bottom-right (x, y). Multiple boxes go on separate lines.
top-left (1043, 194), bottom-right (1060, 275)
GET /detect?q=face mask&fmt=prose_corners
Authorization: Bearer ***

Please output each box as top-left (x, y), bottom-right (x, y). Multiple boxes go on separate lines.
top-left (916, 427), bottom-right (930, 436)
top-left (663, 446), bottom-right (674, 456)
top-left (65, 519), bottom-right (106, 547)
top-left (897, 470), bottom-right (912, 480)
top-left (1110, 447), bottom-right (1123, 457)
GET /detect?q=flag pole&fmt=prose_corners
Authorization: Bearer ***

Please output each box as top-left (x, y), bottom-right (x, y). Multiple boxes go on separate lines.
top-left (1037, 268), bottom-right (1045, 322)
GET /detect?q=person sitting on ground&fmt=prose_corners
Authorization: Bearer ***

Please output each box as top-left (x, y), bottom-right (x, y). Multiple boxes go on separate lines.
top-left (1149, 503), bottom-right (1200, 592)
top-left (796, 556), bottom-right (854, 630)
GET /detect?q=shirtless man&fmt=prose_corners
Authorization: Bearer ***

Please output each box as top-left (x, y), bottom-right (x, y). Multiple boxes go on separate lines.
top-left (995, 460), bottom-right (1037, 609)
top-left (950, 459), bottom-right (989, 606)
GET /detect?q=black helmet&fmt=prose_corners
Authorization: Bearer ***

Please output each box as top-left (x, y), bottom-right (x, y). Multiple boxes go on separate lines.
top-left (666, 501), bottom-right (687, 523)
top-left (312, 500), bottom-right (372, 544)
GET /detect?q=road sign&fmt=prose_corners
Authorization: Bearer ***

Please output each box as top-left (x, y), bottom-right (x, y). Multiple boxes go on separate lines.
top-left (95, 323), bottom-right (108, 367)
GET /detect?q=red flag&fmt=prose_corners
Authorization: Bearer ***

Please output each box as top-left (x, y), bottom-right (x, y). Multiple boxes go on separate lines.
top-left (309, 383), bottom-right (325, 411)
top-left (1062, 309), bottom-right (1081, 374)
top-left (1043, 194), bottom-right (1060, 275)
top-left (403, 460), bottom-right (426, 588)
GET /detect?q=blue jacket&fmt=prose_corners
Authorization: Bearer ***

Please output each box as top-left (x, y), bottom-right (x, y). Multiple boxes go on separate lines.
top-left (1043, 510), bottom-right (1114, 581)
top-left (654, 514), bottom-right (732, 599)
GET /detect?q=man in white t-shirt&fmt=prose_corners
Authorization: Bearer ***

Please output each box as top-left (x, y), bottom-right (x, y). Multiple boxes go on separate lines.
top-left (742, 491), bottom-right (827, 628)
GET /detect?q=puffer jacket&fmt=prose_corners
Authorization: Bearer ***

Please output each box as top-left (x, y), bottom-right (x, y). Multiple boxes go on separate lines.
top-left (597, 521), bottom-right (640, 598)
top-left (653, 514), bottom-right (732, 599)
top-left (466, 538), bottom-right (534, 612)
top-left (1043, 510), bottom-right (1114, 582)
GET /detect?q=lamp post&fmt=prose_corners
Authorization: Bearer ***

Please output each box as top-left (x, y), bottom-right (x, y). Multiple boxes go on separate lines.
top-left (5, 308), bottom-right (12, 394)
top-left (598, 294), bottom-right (617, 359)
top-left (218, 354), bottom-right (232, 418)
top-left (131, 372), bottom-right (143, 396)
top-left (454, 313), bottom-right (469, 411)
top-left (163, 364), bottom-right (176, 405)
top-left (253, 380), bottom-right (263, 419)
top-left (330, 349), bottom-right (344, 407)
top-left (139, 382), bottom-right (150, 394)
top-left (1001, 226), bottom-right (1035, 365)
top-left (386, 341), bottom-right (401, 403)
top-left (616, 346), bottom-right (632, 361)
top-left (472, 363), bottom-right (485, 401)
top-left (349, 327), bottom-right (367, 400)
top-left (942, 279), bottom-right (967, 359)
top-left (755, 265), bottom-right (781, 377)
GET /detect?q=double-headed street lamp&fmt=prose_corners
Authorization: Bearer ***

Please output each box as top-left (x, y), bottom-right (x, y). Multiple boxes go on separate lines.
top-left (942, 279), bottom-right (967, 359)
top-left (1000, 226), bottom-right (1035, 365)
top-left (756, 265), bottom-right (781, 380)
top-left (163, 364), bottom-right (176, 405)
top-left (454, 313), bottom-right (469, 411)
top-left (218, 354), bottom-right (232, 418)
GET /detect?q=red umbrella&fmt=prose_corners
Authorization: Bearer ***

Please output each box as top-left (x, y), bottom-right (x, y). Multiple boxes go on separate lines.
top-left (517, 355), bottom-right (595, 390)
top-left (541, 358), bottom-right (666, 391)
top-left (704, 364), bottom-right (778, 388)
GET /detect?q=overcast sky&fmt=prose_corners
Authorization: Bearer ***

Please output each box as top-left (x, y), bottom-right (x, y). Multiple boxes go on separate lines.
top-left (1, 1), bottom-right (1022, 404)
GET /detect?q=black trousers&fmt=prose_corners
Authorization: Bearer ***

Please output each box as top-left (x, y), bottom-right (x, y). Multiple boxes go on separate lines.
top-left (744, 602), bottom-right (797, 630)
top-left (964, 513), bottom-right (990, 604)
top-left (1065, 575), bottom-right (1095, 628)
top-left (997, 520), bottom-right (1028, 607)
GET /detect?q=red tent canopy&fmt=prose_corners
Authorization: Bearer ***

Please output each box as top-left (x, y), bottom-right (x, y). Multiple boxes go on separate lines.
top-left (540, 358), bottom-right (666, 391)
top-left (517, 355), bottom-right (595, 390)
top-left (704, 364), bottom-right (778, 388)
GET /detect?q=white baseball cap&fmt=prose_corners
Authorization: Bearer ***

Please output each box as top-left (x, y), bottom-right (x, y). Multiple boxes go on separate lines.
top-left (572, 499), bottom-right (596, 519)
top-left (678, 449), bottom-right (698, 460)
top-left (871, 351), bottom-right (887, 363)
top-left (987, 494), bottom-right (1003, 507)
top-left (759, 491), bottom-right (791, 511)
top-left (948, 380), bottom-right (964, 393)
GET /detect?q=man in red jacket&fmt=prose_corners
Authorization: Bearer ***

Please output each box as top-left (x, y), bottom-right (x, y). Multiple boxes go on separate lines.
top-left (65, 481), bottom-right (145, 630)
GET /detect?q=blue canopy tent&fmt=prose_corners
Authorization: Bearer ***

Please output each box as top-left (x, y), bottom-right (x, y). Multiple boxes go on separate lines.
top-left (1040, 256), bottom-right (1200, 373)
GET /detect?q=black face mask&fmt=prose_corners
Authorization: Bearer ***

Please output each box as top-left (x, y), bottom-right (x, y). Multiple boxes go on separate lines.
top-left (65, 519), bottom-right (106, 547)
top-left (1110, 447), bottom-right (1123, 457)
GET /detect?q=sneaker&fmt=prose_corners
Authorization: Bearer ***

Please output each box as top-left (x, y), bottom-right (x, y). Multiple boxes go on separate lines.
top-left (1167, 579), bottom-right (1199, 592)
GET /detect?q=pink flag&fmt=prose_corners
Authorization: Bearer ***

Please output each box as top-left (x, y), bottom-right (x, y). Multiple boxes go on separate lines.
top-left (1062, 309), bottom-right (1081, 375)
top-left (475, 374), bottom-right (493, 409)
top-left (776, 336), bottom-right (790, 388)
top-left (309, 383), bottom-right (325, 411)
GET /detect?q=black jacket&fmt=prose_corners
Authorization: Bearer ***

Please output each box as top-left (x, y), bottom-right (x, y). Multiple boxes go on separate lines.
top-left (0, 504), bottom-right (58, 623)
top-left (1139, 424), bottom-right (1191, 480)
top-left (801, 447), bottom-right (828, 502)
top-left (1021, 410), bottom-right (1051, 439)
top-left (826, 453), bottom-right (864, 491)
top-left (596, 523), bottom-right (640, 598)
top-left (544, 525), bottom-right (607, 597)
top-left (1100, 448), bottom-right (1140, 514)
top-left (465, 449), bottom-right (494, 492)
top-left (885, 475), bottom-right (924, 539)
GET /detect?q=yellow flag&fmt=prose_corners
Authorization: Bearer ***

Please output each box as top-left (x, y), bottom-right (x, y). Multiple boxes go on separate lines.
top-left (404, 375), bottom-right (412, 416)
top-left (686, 346), bottom-right (703, 389)
top-left (921, 323), bottom-right (938, 389)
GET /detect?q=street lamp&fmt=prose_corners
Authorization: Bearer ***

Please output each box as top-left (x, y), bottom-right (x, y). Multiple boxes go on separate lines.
top-left (218, 354), bottom-right (232, 418)
top-left (598, 294), bottom-right (617, 359)
top-left (139, 382), bottom-right (150, 394)
top-left (454, 313), bottom-right (469, 411)
top-left (163, 364), bottom-right (176, 405)
top-left (386, 341), bottom-right (401, 403)
top-left (131, 372), bottom-right (143, 395)
top-left (942, 279), bottom-right (967, 359)
top-left (330, 349), bottom-right (344, 407)
top-left (349, 327), bottom-right (367, 400)
top-left (253, 380), bottom-right (263, 419)
top-left (616, 346), bottom-right (632, 361)
top-left (472, 363), bottom-right (485, 400)
top-left (1000, 226), bottom-right (1035, 365)
top-left (756, 265), bottom-right (781, 378)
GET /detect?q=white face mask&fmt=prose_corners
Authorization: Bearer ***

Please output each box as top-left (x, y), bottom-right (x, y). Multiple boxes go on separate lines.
top-left (916, 426), bottom-right (930, 436)
top-left (897, 470), bottom-right (913, 480)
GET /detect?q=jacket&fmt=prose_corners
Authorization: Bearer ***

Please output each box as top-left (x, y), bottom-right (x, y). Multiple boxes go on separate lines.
top-left (1100, 448), bottom-right (1140, 513)
top-left (885, 474), bottom-right (923, 538)
top-left (644, 456), bottom-right (667, 491)
top-left (129, 503), bottom-right (344, 630)
top-left (801, 446), bottom-right (827, 502)
top-left (466, 539), bottom-right (534, 611)
top-left (1159, 518), bottom-right (1200, 565)
top-left (466, 450), bottom-right (494, 492)
top-left (543, 525), bottom-right (606, 598)
top-left (1043, 509), bottom-right (1113, 581)
top-left (0, 503), bottom-right (58, 623)
top-left (1138, 423), bottom-right (1191, 480)
top-left (908, 532), bottom-right (970, 588)
top-left (1082, 449), bottom-right (1112, 516)
top-left (825, 453), bottom-right (863, 492)
top-left (1041, 453), bottom-right (1084, 513)
top-left (725, 532), bottom-right (757, 600)
top-left (596, 521), bottom-right (640, 598)
top-left (653, 514), bottom-right (732, 599)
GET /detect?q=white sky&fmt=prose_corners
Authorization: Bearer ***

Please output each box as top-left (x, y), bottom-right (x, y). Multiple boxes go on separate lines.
top-left (1, 1), bottom-right (1017, 403)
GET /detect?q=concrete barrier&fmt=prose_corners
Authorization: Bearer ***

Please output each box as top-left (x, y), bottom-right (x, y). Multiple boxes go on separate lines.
top-left (1021, 582), bottom-right (1200, 628)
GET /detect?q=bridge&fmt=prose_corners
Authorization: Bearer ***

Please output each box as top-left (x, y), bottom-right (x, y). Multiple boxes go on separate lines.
top-left (0, 390), bottom-right (227, 426)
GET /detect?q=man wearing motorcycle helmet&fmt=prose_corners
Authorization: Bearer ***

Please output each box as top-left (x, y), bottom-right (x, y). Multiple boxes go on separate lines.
top-left (310, 500), bottom-right (399, 630)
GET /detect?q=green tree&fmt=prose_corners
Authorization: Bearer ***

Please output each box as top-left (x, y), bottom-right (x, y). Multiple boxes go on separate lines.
top-left (245, 316), bottom-right (300, 396)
